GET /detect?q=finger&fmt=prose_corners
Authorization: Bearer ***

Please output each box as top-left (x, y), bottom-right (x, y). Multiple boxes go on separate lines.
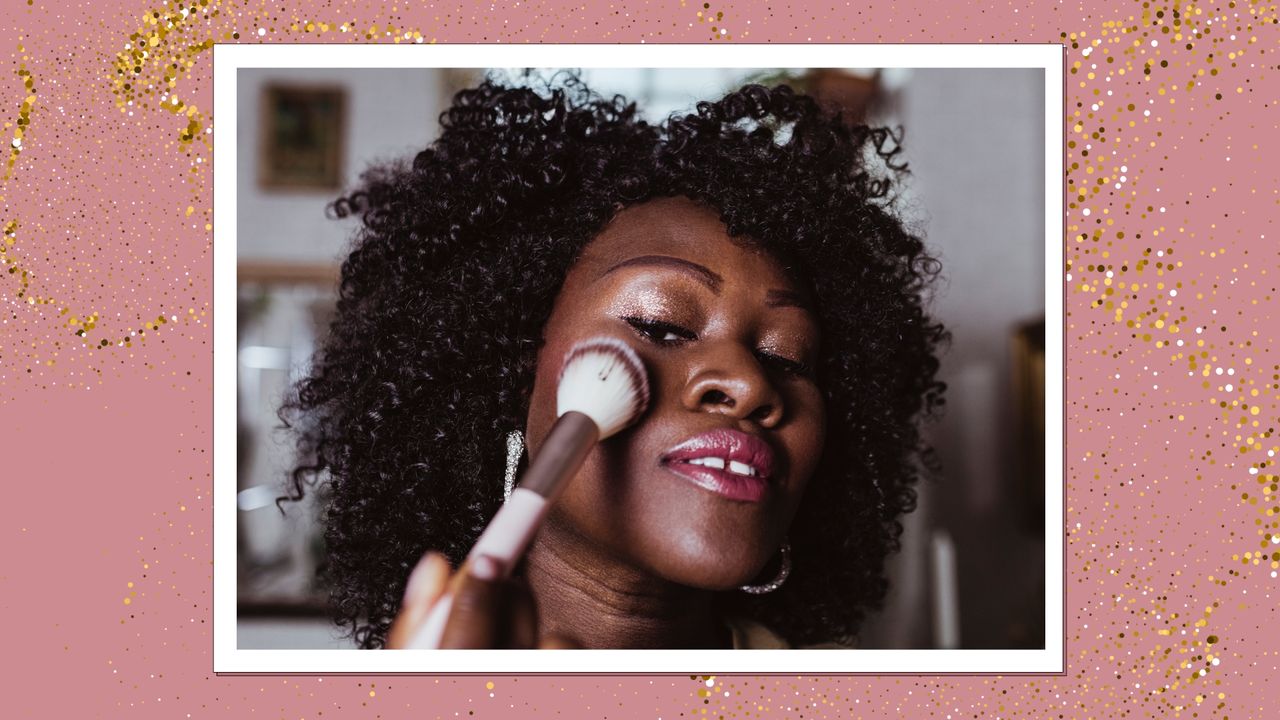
top-left (386, 552), bottom-right (451, 649)
top-left (538, 633), bottom-right (582, 649)
top-left (504, 578), bottom-right (538, 649)
top-left (438, 554), bottom-right (506, 649)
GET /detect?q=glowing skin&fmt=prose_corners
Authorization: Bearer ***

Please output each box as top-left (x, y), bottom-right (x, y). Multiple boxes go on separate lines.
top-left (521, 196), bottom-right (826, 648)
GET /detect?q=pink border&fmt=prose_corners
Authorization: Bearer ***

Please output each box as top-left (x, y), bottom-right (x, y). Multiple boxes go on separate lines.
top-left (3, 0), bottom-right (1274, 717)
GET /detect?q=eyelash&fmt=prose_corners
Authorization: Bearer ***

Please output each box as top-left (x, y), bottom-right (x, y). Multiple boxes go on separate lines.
top-left (624, 316), bottom-right (695, 344)
top-left (622, 316), bottom-right (812, 378)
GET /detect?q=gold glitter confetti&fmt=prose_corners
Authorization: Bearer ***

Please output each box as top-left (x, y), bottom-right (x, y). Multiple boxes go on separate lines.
top-left (1062, 3), bottom-right (1279, 714)
top-left (2, 45), bottom-right (35, 185)
top-left (3, 2), bottom-right (438, 378)
top-left (695, 3), bottom-right (732, 41)
top-left (1, 1), bottom-right (1277, 718)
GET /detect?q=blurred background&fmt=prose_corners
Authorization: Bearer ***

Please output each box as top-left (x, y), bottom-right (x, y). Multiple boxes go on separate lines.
top-left (235, 67), bottom-right (1047, 649)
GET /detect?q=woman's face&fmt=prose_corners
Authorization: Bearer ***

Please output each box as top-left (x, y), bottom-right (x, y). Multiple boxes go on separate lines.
top-left (524, 196), bottom-right (826, 590)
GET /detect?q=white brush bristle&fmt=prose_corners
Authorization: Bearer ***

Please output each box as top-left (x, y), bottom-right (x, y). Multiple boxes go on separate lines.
top-left (556, 337), bottom-right (650, 439)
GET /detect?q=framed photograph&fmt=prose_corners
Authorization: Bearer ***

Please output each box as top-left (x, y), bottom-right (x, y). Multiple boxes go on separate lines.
top-left (258, 84), bottom-right (346, 190)
top-left (215, 44), bottom-right (1063, 674)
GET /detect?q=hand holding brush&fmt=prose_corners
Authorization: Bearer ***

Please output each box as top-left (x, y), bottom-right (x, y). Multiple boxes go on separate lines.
top-left (388, 336), bottom-right (650, 649)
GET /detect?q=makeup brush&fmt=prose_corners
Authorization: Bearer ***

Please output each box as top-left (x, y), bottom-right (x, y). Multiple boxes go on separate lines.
top-left (409, 336), bottom-right (650, 649)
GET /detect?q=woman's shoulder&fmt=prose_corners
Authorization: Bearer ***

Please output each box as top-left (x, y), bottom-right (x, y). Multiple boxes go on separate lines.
top-left (726, 617), bottom-right (852, 650)
top-left (727, 616), bottom-right (790, 649)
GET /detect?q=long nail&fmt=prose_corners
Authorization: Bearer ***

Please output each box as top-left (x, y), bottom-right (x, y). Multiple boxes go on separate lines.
top-left (404, 553), bottom-right (440, 603)
top-left (470, 554), bottom-right (502, 581)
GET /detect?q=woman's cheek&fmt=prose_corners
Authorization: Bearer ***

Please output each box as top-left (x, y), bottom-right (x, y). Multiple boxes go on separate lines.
top-left (788, 389), bottom-right (827, 496)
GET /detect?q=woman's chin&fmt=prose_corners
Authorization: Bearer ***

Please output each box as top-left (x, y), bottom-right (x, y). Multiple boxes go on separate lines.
top-left (638, 546), bottom-right (777, 593)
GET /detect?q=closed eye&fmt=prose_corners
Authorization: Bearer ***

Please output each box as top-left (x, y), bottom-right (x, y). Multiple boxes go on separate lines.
top-left (755, 350), bottom-right (812, 379)
top-left (623, 316), bottom-right (696, 345)
top-left (624, 316), bottom-right (813, 378)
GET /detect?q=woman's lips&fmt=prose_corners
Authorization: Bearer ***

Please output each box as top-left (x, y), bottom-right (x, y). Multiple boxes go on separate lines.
top-left (660, 429), bottom-right (776, 502)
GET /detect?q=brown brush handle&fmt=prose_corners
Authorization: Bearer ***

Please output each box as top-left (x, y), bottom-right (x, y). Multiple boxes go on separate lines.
top-left (518, 411), bottom-right (600, 499)
top-left (463, 411), bottom-right (598, 576)
top-left (410, 412), bottom-right (603, 648)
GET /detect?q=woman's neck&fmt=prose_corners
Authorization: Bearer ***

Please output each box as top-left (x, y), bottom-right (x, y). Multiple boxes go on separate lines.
top-left (522, 521), bottom-right (731, 649)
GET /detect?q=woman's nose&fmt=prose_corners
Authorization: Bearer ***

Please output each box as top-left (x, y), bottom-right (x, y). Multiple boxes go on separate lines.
top-left (680, 341), bottom-right (785, 428)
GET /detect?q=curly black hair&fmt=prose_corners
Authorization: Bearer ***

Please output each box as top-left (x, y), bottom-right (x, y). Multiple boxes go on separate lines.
top-left (279, 71), bottom-right (947, 649)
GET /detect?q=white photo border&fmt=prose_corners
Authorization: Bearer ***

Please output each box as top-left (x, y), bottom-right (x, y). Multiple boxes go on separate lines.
top-left (214, 43), bottom-right (1065, 674)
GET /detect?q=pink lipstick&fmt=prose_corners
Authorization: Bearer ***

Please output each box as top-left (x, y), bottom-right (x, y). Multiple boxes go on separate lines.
top-left (660, 429), bottom-right (776, 502)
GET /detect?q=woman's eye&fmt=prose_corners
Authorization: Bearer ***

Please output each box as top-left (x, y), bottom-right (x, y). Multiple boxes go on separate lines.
top-left (756, 351), bottom-right (812, 378)
top-left (623, 316), bottom-right (695, 344)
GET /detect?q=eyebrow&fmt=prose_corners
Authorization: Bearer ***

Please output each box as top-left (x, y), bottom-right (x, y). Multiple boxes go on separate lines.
top-left (602, 254), bottom-right (814, 312)
top-left (765, 288), bottom-right (810, 310)
top-left (602, 255), bottom-right (723, 292)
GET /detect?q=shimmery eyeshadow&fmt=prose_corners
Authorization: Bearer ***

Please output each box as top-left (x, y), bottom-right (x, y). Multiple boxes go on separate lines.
top-left (606, 283), bottom-right (682, 321)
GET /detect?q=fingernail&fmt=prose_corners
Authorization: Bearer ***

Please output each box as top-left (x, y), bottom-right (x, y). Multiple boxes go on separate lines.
top-left (404, 554), bottom-right (438, 602)
top-left (470, 554), bottom-right (502, 581)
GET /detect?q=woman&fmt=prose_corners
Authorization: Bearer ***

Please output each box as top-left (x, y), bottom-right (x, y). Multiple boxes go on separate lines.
top-left (281, 72), bottom-right (947, 649)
